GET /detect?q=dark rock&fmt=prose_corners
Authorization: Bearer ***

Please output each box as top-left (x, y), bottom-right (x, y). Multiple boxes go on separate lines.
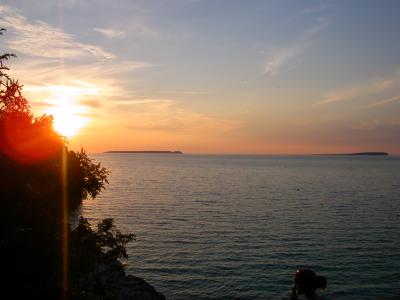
top-left (71, 261), bottom-right (165, 300)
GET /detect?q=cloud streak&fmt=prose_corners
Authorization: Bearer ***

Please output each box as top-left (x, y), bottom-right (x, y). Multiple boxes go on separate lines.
top-left (264, 17), bottom-right (330, 76)
top-left (367, 95), bottom-right (400, 108)
top-left (0, 4), bottom-right (113, 60)
top-left (315, 74), bottom-right (399, 106)
top-left (93, 27), bottom-right (125, 39)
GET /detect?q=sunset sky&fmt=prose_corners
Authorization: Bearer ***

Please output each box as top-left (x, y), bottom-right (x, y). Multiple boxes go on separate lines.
top-left (1, 0), bottom-right (399, 154)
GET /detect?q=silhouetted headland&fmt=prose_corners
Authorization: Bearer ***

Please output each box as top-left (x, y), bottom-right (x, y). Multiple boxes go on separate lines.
top-left (0, 33), bottom-right (165, 299)
top-left (105, 150), bottom-right (183, 154)
top-left (313, 152), bottom-right (388, 156)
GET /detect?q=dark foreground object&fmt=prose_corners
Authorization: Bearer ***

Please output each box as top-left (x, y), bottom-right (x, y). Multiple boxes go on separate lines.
top-left (71, 260), bottom-right (166, 300)
top-left (313, 152), bottom-right (388, 156)
top-left (105, 151), bottom-right (183, 154)
top-left (291, 269), bottom-right (327, 300)
top-left (0, 36), bottom-right (165, 300)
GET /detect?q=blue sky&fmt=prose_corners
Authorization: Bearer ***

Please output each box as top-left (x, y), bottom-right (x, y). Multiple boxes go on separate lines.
top-left (1, 0), bottom-right (399, 153)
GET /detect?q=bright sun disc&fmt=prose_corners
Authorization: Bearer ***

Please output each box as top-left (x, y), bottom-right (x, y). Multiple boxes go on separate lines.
top-left (52, 109), bottom-right (87, 137)
top-left (43, 84), bottom-right (96, 137)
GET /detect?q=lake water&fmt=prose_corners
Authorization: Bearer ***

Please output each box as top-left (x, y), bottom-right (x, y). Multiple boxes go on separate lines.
top-left (83, 154), bottom-right (400, 300)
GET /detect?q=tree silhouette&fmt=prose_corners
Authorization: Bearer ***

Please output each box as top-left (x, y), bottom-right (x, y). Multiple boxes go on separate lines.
top-left (0, 29), bottom-right (134, 299)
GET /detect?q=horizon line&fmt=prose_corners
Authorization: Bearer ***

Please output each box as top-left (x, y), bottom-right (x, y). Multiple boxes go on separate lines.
top-left (86, 151), bottom-right (399, 156)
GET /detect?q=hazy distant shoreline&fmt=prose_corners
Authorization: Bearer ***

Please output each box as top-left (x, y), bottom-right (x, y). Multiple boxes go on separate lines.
top-left (104, 150), bottom-right (183, 154)
top-left (312, 152), bottom-right (388, 156)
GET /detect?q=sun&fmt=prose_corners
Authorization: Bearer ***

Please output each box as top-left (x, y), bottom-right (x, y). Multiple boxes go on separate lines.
top-left (44, 85), bottom-right (91, 137)
top-left (52, 108), bottom-right (87, 137)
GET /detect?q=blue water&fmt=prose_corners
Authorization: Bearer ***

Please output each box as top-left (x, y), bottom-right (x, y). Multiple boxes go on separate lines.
top-left (83, 154), bottom-right (400, 299)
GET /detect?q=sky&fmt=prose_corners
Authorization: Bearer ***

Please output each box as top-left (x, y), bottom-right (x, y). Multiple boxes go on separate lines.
top-left (0, 0), bottom-right (399, 154)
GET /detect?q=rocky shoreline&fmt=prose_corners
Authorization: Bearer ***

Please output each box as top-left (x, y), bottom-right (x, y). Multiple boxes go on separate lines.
top-left (72, 260), bottom-right (166, 300)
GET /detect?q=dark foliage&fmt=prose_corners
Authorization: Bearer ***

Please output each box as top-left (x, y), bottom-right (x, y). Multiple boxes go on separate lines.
top-left (68, 149), bottom-right (110, 202)
top-left (70, 218), bottom-right (135, 279)
top-left (0, 31), bottom-right (133, 299)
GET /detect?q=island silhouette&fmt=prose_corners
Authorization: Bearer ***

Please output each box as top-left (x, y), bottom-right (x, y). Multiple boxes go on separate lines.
top-left (313, 152), bottom-right (388, 156)
top-left (105, 150), bottom-right (183, 154)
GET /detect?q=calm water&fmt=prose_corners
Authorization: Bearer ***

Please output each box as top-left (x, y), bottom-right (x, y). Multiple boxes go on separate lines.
top-left (82, 154), bottom-right (400, 300)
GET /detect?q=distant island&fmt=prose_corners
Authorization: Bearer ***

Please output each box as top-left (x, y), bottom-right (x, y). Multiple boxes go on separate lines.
top-left (313, 152), bottom-right (388, 156)
top-left (105, 150), bottom-right (183, 154)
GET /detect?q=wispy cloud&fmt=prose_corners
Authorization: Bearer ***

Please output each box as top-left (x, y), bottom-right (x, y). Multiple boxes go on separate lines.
top-left (351, 119), bottom-right (380, 130)
top-left (10, 57), bottom-right (149, 97)
top-left (121, 102), bottom-right (240, 134)
top-left (111, 99), bottom-right (176, 107)
top-left (0, 4), bottom-right (113, 60)
top-left (264, 46), bottom-right (303, 77)
top-left (264, 17), bottom-right (330, 76)
top-left (0, 4), bottom-right (153, 117)
top-left (315, 75), bottom-right (398, 106)
top-left (297, 3), bottom-right (333, 17)
top-left (159, 91), bottom-right (208, 96)
top-left (366, 95), bottom-right (400, 108)
top-left (95, 21), bottom-right (159, 40)
top-left (93, 28), bottom-right (125, 39)
top-left (23, 81), bottom-right (100, 111)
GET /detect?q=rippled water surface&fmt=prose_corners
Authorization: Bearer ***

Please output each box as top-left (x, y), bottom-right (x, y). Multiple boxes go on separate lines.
top-left (83, 154), bottom-right (400, 299)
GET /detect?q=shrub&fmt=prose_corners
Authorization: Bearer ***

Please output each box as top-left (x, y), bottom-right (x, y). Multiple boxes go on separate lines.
top-left (0, 29), bottom-right (134, 299)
